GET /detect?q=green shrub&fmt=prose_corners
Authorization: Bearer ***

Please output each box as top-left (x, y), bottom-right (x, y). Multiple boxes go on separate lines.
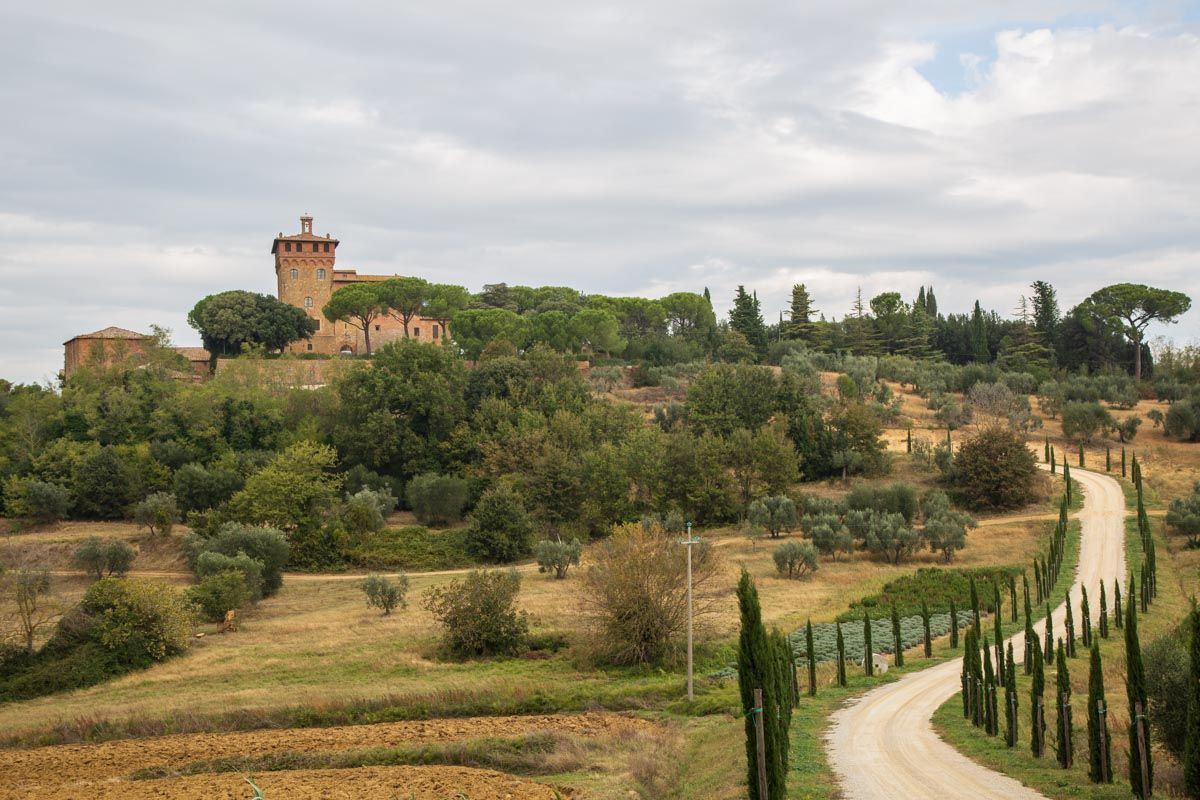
top-left (534, 539), bottom-right (583, 579)
top-left (189, 570), bottom-right (252, 622)
top-left (950, 425), bottom-right (1041, 511)
top-left (346, 526), bottom-right (472, 571)
top-left (187, 523), bottom-right (289, 596)
top-left (132, 492), bottom-right (179, 537)
top-left (172, 463), bottom-right (243, 513)
top-left (337, 488), bottom-right (397, 537)
top-left (747, 495), bottom-right (798, 538)
top-left (1144, 633), bottom-right (1190, 756)
top-left (73, 537), bottom-right (136, 580)
top-left (1061, 402), bottom-right (1114, 443)
top-left (361, 573), bottom-right (409, 615)
top-left (465, 484), bottom-right (533, 563)
top-left (773, 540), bottom-right (818, 578)
top-left (843, 482), bottom-right (919, 523)
top-left (406, 473), bottom-right (470, 526)
top-left (1165, 399), bottom-right (1200, 442)
top-left (2, 478), bottom-right (71, 523)
top-left (194, 551), bottom-right (265, 601)
top-left (79, 578), bottom-right (195, 665)
top-left (423, 570), bottom-right (529, 658)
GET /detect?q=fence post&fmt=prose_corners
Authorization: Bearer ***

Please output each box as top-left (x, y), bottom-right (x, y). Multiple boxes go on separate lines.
top-left (754, 687), bottom-right (769, 800)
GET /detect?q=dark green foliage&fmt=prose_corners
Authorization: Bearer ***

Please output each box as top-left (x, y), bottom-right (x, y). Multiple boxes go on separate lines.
top-left (1087, 639), bottom-right (1113, 783)
top-left (1125, 584), bottom-right (1153, 798)
top-left (405, 473), bottom-right (470, 526)
top-left (347, 526), bottom-right (471, 572)
top-left (1055, 641), bottom-right (1073, 768)
top-left (1144, 633), bottom-right (1190, 758)
top-left (188, 289), bottom-right (318, 356)
top-left (921, 599), bottom-right (932, 657)
top-left (950, 425), bottom-right (1041, 511)
top-left (773, 540), bottom-right (818, 579)
top-left (838, 565), bottom-right (1020, 623)
top-left (361, 573), bottom-right (409, 616)
top-left (1031, 643), bottom-right (1046, 757)
top-left (189, 570), bottom-right (251, 622)
top-left (1004, 643), bottom-right (1018, 747)
top-left (1044, 603), bottom-right (1055, 666)
top-left (863, 611), bottom-right (873, 676)
top-left (73, 537), bottom-right (135, 580)
top-left (891, 603), bottom-right (904, 667)
top-left (187, 523), bottom-right (289, 596)
top-left (71, 446), bottom-right (140, 519)
top-left (464, 484), bottom-right (533, 563)
top-left (1023, 588), bottom-right (1035, 676)
top-left (1115, 580), bottom-right (1123, 629)
top-left (970, 576), bottom-right (982, 642)
top-left (983, 644), bottom-right (997, 735)
top-left (534, 538), bottom-right (583, 579)
top-left (1099, 582), bottom-right (1109, 639)
top-left (1065, 591), bottom-right (1076, 658)
top-left (1184, 605), bottom-right (1200, 797)
top-left (194, 551), bottom-right (264, 601)
top-left (950, 598), bottom-right (959, 649)
top-left (422, 570), bottom-right (528, 659)
top-left (735, 571), bottom-right (789, 800)
top-left (172, 463), bottom-right (242, 514)
top-left (835, 622), bottom-right (847, 687)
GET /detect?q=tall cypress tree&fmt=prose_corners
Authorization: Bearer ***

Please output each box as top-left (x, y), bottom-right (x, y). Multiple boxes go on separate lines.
top-left (1045, 604), bottom-right (1055, 665)
top-left (730, 285), bottom-right (768, 359)
top-left (1055, 641), bottom-right (1073, 768)
top-left (736, 570), bottom-right (786, 800)
top-left (983, 645), bottom-right (998, 735)
top-left (1065, 591), bottom-right (1077, 658)
top-left (950, 599), bottom-right (959, 649)
top-left (1080, 586), bottom-right (1092, 648)
top-left (1023, 593), bottom-right (1036, 676)
top-left (970, 576), bottom-right (982, 642)
top-left (863, 611), bottom-right (874, 676)
top-left (1114, 580), bottom-right (1123, 630)
top-left (1087, 639), bottom-right (1112, 783)
top-left (1183, 603), bottom-right (1200, 798)
top-left (891, 603), bottom-right (904, 667)
top-left (1034, 557), bottom-right (1044, 603)
top-left (993, 583), bottom-right (1004, 669)
top-left (921, 599), bottom-right (932, 658)
top-left (1079, 442), bottom-right (1085, 468)
top-left (1099, 582), bottom-right (1109, 639)
top-left (1010, 574), bottom-right (1019, 623)
top-left (1122, 446), bottom-right (1127, 477)
top-left (961, 628), bottom-right (972, 718)
top-left (1031, 643), bottom-right (1046, 757)
top-left (1045, 437), bottom-right (1051, 463)
top-left (1005, 642), bottom-right (1018, 747)
top-left (1106, 446), bottom-right (1111, 472)
top-left (835, 622), bottom-right (847, 687)
top-left (805, 619), bottom-right (817, 697)
top-left (1125, 582), bottom-right (1152, 798)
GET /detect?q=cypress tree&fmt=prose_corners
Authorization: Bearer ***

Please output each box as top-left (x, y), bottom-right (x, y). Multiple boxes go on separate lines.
top-left (961, 628), bottom-right (972, 718)
top-left (891, 603), bottom-right (904, 667)
top-left (1051, 447), bottom-right (1057, 474)
top-left (1114, 580), bottom-right (1123, 630)
top-left (1079, 442), bottom-right (1085, 468)
top-left (1034, 557), bottom-right (1044, 603)
top-left (805, 619), bottom-right (817, 697)
top-left (1087, 639), bottom-right (1112, 783)
top-left (1010, 574), bottom-right (1019, 623)
top-left (1065, 591), bottom-right (1076, 658)
top-left (970, 576), bottom-right (982, 642)
top-left (1183, 603), bottom-right (1200, 798)
top-left (1045, 603), bottom-right (1055, 666)
top-left (1031, 643), bottom-right (1046, 757)
top-left (1122, 446), bottom-right (1127, 477)
top-left (906, 427), bottom-right (912, 453)
top-left (921, 599), bottom-right (932, 657)
top-left (1023, 593), bottom-right (1035, 676)
top-left (984, 645), bottom-right (998, 735)
top-left (736, 570), bottom-right (785, 800)
top-left (1055, 641), bottom-right (1073, 768)
top-left (835, 623), bottom-right (847, 687)
top-left (863, 612), bottom-right (873, 676)
top-left (1099, 582), bottom-right (1109, 639)
top-left (770, 628), bottom-right (794, 779)
top-left (1140, 563), bottom-right (1149, 613)
top-left (1064, 461), bottom-right (1072, 505)
top-left (1044, 437), bottom-right (1050, 462)
top-left (1106, 446), bottom-right (1111, 472)
top-left (968, 629), bottom-right (984, 727)
top-left (1080, 586), bottom-right (1092, 648)
top-left (993, 584), bottom-right (1005, 671)
top-left (1005, 642), bottom-right (1018, 747)
top-left (1125, 581), bottom-right (1152, 798)
top-left (949, 598), bottom-right (959, 649)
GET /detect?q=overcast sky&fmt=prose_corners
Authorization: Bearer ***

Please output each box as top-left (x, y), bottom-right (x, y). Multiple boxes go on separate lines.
top-left (2, 1), bottom-right (1199, 384)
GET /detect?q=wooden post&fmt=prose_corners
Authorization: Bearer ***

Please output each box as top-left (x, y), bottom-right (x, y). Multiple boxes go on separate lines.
top-left (1097, 699), bottom-right (1110, 783)
top-left (1134, 701), bottom-right (1151, 799)
top-left (753, 687), bottom-right (769, 800)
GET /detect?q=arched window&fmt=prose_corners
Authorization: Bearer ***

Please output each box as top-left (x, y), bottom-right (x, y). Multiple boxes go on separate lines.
top-left (289, 268), bottom-right (298, 280)
top-left (316, 268), bottom-right (326, 280)
top-left (304, 296), bottom-right (313, 308)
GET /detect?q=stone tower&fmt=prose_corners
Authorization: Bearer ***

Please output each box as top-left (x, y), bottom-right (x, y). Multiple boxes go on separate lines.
top-left (272, 214), bottom-right (339, 353)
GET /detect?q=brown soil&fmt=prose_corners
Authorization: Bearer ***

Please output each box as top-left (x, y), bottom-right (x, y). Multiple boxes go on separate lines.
top-left (38, 765), bottom-right (564, 799)
top-left (0, 712), bottom-right (651, 798)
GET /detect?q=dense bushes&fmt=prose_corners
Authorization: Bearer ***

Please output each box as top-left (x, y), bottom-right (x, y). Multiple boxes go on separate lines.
top-left (949, 425), bottom-right (1042, 511)
top-left (73, 537), bottom-right (135, 580)
top-left (422, 570), bottom-right (528, 658)
top-left (1, 478), bottom-right (71, 524)
top-left (189, 571), bottom-right (252, 622)
top-left (464, 484), bottom-right (533, 562)
top-left (186, 522), bottom-right (289, 596)
top-left (406, 473), bottom-right (470, 525)
top-left (1166, 482), bottom-right (1200, 548)
top-left (838, 566), bottom-right (1019, 621)
top-left (346, 526), bottom-right (471, 571)
top-left (1165, 398), bottom-right (1200, 441)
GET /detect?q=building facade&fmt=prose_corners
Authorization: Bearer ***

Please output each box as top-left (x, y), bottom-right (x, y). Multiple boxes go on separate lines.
top-left (62, 327), bottom-right (210, 381)
top-left (273, 215), bottom-right (446, 355)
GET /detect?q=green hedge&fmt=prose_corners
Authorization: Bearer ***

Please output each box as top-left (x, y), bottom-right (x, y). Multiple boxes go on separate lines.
top-left (836, 566), bottom-right (1022, 621)
top-left (346, 526), bottom-right (472, 572)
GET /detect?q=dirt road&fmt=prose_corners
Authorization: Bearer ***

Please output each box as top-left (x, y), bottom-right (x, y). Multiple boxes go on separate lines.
top-left (826, 467), bottom-right (1127, 799)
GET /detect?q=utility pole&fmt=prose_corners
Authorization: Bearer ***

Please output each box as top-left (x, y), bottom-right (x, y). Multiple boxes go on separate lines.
top-left (681, 521), bottom-right (700, 701)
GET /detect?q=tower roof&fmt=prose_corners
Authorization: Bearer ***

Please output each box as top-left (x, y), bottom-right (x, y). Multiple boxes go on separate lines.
top-left (271, 214), bottom-right (339, 254)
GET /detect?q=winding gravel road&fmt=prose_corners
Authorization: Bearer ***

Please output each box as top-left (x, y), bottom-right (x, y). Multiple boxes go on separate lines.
top-left (826, 467), bottom-right (1127, 800)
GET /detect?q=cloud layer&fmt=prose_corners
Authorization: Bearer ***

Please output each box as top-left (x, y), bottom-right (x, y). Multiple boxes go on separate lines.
top-left (2, 2), bottom-right (1198, 383)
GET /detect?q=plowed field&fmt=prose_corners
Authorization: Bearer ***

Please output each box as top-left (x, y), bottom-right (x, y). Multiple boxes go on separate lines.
top-left (0, 712), bottom-right (653, 798)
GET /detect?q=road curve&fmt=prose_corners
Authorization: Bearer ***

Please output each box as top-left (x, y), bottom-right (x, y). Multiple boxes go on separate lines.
top-left (826, 467), bottom-right (1127, 800)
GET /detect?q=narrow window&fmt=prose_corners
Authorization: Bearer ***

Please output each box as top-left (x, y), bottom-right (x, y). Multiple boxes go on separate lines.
top-left (316, 268), bottom-right (326, 280)
top-left (323, 242), bottom-right (330, 253)
top-left (304, 296), bottom-right (313, 308)
top-left (413, 327), bottom-right (420, 338)
top-left (313, 318), bottom-right (321, 330)
top-left (289, 268), bottom-right (298, 280)
top-left (312, 243), bottom-right (319, 252)
top-left (307, 343), bottom-right (313, 351)
top-left (285, 242), bottom-right (292, 252)
top-left (432, 324), bottom-right (440, 339)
